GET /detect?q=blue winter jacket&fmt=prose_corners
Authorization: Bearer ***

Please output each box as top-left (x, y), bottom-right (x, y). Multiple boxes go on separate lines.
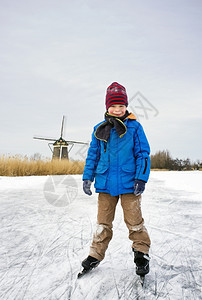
top-left (83, 114), bottom-right (150, 196)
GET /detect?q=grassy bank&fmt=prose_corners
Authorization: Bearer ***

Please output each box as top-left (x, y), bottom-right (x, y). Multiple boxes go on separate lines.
top-left (0, 155), bottom-right (85, 176)
top-left (1, 155), bottom-right (199, 177)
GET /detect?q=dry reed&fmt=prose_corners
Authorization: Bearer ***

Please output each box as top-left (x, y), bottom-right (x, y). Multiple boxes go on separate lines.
top-left (0, 155), bottom-right (85, 176)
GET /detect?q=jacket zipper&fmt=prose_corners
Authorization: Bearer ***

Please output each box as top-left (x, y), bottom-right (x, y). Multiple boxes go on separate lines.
top-left (143, 158), bottom-right (148, 174)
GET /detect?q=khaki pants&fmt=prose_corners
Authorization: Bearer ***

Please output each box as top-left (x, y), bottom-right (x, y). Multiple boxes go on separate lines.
top-left (89, 192), bottom-right (151, 261)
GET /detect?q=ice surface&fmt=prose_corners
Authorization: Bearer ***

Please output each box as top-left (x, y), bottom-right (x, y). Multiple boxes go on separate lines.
top-left (0, 172), bottom-right (202, 299)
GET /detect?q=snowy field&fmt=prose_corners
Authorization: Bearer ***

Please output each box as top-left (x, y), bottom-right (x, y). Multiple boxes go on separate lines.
top-left (0, 171), bottom-right (202, 300)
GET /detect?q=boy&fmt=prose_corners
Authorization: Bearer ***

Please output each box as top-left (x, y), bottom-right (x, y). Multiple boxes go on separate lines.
top-left (81, 82), bottom-right (151, 276)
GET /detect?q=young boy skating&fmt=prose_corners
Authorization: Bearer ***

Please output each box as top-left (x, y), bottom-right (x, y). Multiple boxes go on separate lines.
top-left (81, 82), bottom-right (151, 277)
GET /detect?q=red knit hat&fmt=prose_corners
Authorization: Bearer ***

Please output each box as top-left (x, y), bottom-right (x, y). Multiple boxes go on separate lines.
top-left (105, 82), bottom-right (128, 110)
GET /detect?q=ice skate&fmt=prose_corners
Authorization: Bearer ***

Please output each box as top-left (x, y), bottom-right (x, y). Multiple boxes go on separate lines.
top-left (133, 249), bottom-right (150, 276)
top-left (78, 256), bottom-right (100, 278)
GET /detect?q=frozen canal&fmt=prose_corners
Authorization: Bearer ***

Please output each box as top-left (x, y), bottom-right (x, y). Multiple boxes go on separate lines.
top-left (0, 171), bottom-right (202, 299)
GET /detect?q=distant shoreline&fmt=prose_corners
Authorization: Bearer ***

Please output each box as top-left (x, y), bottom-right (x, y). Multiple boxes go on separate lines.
top-left (0, 155), bottom-right (201, 176)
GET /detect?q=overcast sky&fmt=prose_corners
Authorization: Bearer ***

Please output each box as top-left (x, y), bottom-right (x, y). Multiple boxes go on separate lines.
top-left (0, 0), bottom-right (202, 161)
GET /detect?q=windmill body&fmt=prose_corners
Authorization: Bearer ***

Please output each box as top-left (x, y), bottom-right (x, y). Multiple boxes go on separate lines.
top-left (33, 116), bottom-right (88, 160)
top-left (53, 138), bottom-right (68, 159)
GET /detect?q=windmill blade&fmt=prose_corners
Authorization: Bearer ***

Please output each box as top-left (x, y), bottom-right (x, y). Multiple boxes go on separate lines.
top-left (33, 136), bottom-right (57, 142)
top-left (66, 140), bottom-right (89, 145)
top-left (61, 115), bottom-right (65, 138)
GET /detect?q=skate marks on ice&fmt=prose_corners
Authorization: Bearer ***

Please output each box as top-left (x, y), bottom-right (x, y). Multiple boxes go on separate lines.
top-left (0, 173), bottom-right (202, 299)
top-left (149, 238), bottom-right (202, 299)
top-left (0, 179), bottom-right (94, 300)
top-left (146, 175), bottom-right (202, 300)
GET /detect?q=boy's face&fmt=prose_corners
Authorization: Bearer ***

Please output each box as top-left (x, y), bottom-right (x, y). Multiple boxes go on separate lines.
top-left (108, 105), bottom-right (127, 117)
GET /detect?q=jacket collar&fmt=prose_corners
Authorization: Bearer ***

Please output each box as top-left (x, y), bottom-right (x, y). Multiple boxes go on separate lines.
top-left (125, 112), bottom-right (136, 120)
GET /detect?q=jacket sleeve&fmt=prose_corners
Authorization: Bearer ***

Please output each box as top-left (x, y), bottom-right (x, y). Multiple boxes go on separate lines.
top-left (82, 127), bottom-right (100, 182)
top-left (134, 123), bottom-right (151, 182)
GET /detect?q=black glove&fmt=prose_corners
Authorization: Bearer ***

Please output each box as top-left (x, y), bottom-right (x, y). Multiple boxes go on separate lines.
top-left (134, 179), bottom-right (146, 196)
top-left (83, 180), bottom-right (92, 196)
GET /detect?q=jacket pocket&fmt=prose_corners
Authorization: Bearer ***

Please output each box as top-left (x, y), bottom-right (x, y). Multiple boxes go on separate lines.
top-left (94, 165), bottom-right (109, 189)
top-left (121, 164), bottom-right (135, 188)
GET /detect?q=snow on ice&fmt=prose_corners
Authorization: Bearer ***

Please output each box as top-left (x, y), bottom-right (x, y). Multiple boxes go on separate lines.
top-left (0, 171), bottom-right (202, 299)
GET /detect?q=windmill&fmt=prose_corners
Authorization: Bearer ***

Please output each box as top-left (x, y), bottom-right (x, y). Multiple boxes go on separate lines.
top-left (33, 116), bottom-right (89, 160)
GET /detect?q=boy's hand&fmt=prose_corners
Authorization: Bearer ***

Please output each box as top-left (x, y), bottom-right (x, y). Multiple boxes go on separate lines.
top-left (134, 179), bottom-right (145, 196)
top-left (83, 180), bottom-right (92, 195)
